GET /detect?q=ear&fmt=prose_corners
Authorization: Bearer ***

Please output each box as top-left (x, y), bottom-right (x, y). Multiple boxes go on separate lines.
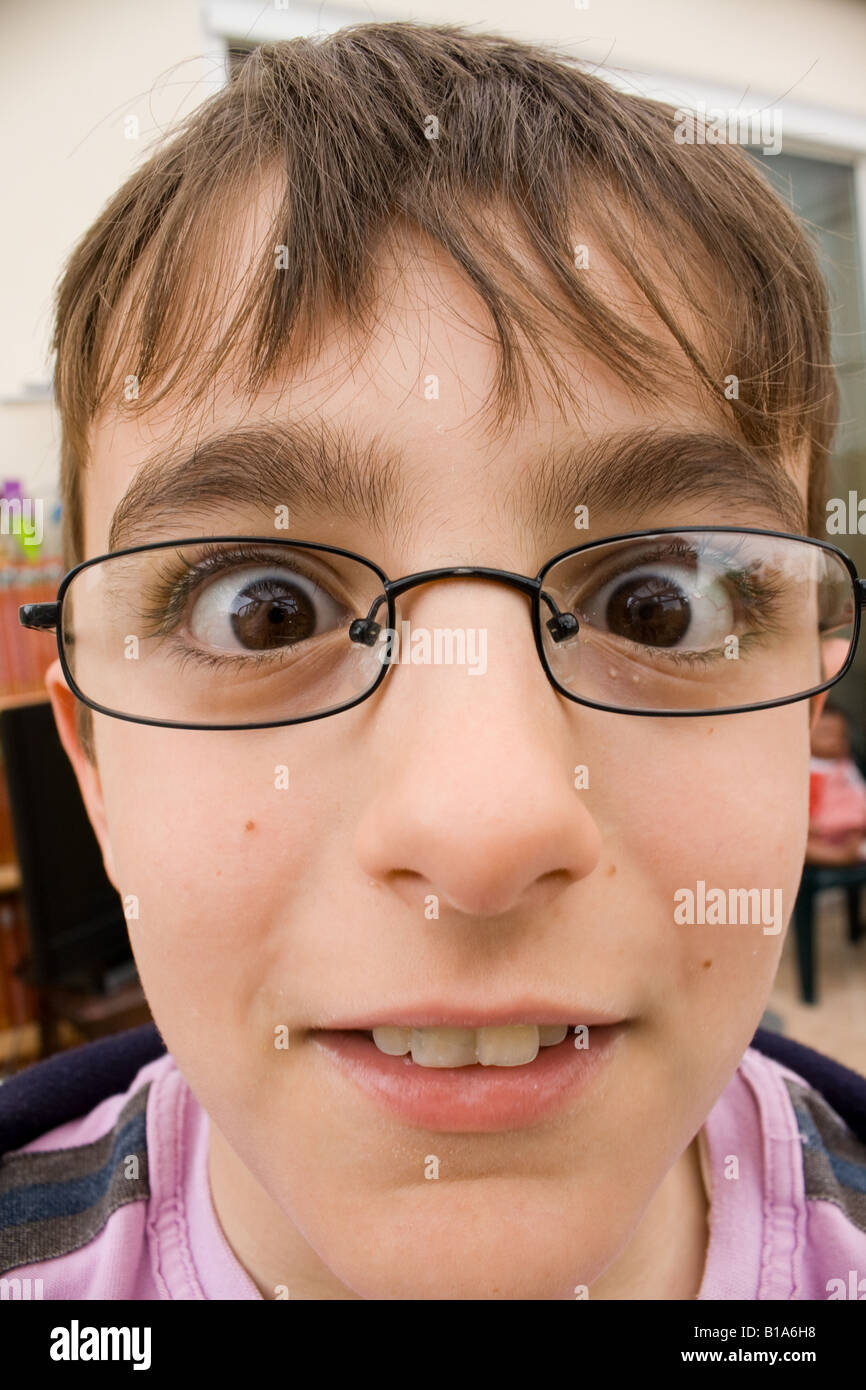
top-left (44, 656), bottom-right (119, 888)
top-left (811, 635), bottom-right (850, 735)
top-left (809, 689), bottom-right (829, 734)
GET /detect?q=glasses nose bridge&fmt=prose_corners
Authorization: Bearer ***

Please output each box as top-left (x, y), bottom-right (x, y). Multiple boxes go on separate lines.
top-left (385, 565), bottom-right (541, 605)
top-left (349, 565), bottom-right (550, 651)
top-left (382, 567), bottom-right (571, 638)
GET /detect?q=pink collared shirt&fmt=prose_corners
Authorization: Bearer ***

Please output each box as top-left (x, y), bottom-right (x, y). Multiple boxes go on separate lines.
top-left (3, 1046), bottom-right (865, 1299)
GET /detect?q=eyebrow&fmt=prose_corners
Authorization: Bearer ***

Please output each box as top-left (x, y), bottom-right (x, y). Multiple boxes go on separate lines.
top-left (518, 426), bottom-right (807, 535)
top-left (108, 418), bottom-right (415, 553)
top-left (107, 418), bottom-right (807, 554)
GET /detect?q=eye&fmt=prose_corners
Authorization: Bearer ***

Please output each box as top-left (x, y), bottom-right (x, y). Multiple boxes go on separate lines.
top-left (187, 563), bottom-right (347, 653)
top-left (579, 557), bottom-right (736, 650)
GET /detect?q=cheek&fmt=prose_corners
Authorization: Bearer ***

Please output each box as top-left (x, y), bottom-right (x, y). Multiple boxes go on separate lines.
top-left (93, 725), bottom-right (333, 1033)
top-left (619, 707), bottom-right (809, 1022)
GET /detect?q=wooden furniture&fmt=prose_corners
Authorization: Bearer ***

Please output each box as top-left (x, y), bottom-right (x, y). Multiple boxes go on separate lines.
top-left (0, 697), bottom-right (150, 1063)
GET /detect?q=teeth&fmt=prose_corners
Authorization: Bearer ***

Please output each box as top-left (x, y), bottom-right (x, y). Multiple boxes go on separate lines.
top-left (538, 1024), bottom-right (568, 1046)
top-left (371, 1026), bottom-right (413, 1055)
top-left (474, 1025), bottom-right (539, 1067)
top-left (370, 1023), bottom-right (570, 1067)
top-left (409, 1027), bottom-right (478, 1068)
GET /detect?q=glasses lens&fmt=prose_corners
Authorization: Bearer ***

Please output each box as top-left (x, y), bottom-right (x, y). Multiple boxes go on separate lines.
top-left (61, 540), bottom-right (388, 726)
top-left (539, 531), bottom-right (856, 714)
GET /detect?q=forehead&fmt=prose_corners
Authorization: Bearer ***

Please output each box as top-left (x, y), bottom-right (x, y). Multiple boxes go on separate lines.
top-left (83, 210), bottom-right (809, 564)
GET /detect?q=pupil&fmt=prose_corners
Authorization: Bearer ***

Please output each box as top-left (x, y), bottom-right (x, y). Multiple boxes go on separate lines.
top-left (231, 579), bottom-right (316, 649)
top-left (606, 574), bottom-right (691, 647)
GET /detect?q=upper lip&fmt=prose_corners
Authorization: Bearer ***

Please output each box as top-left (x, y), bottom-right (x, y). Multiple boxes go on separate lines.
top-left (315, 1001), bottom-right (626, 1030)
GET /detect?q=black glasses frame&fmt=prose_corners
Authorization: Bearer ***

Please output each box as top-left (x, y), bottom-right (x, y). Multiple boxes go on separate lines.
top-left (18, 525), bottom-right (866, 730)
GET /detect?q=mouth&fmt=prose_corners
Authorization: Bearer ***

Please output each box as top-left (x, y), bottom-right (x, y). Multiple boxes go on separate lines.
top-left (311, 1020), bottom-right (626, 1132)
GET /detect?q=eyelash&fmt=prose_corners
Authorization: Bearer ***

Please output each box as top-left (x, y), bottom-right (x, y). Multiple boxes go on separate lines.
top-left (570, 538), bottom-right (789, 666)
top-left (138, 542), bottom-right (340, 671)
top-left (137, 536), bottom-right (789, 674)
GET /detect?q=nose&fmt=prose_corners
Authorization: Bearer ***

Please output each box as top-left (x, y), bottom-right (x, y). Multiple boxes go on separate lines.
top-left (353, 581), bottom-right (602, 920)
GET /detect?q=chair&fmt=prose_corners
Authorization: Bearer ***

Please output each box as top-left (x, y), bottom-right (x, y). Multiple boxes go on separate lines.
top-left (791, 861), bottom-right (866, 1003)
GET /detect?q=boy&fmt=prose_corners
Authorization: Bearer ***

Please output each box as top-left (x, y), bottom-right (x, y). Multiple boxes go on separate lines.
top-left (1, 22), bottom-right (865, 1300)
top-left (807, 703), bottom-right (866, 864)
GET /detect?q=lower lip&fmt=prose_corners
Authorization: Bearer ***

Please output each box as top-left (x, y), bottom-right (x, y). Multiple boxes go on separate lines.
top-left (311, 1026), bottom-right (625, 1132)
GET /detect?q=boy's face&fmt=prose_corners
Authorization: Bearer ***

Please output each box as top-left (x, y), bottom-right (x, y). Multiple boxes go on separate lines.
top-left (49, 219), bottom-right (817, 1300)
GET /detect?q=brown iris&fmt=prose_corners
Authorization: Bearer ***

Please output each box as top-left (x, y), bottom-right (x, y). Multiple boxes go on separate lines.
top-left (605, 574), bottom-right (691, 647)
top-left (230, 578), bottom-right (316, 650)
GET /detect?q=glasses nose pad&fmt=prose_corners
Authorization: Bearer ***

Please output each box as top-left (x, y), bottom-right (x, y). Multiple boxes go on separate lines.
top-left (541, 587), bottom-right (580, 645)
top-left (348, 602), bottom-right (393, 684)
top-left (349, 617), bottom-right (381, 646)
top-left (545, 611), bottom-right (579, 644)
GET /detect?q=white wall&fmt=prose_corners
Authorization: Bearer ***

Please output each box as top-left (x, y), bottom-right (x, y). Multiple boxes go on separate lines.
top-left (0, 0), bottom-right (211, 499)
top-left (4, 0), bottom-right (866, 501)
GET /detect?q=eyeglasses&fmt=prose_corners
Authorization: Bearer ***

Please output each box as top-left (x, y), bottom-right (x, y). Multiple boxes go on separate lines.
top-left (18, 526), bottom-right (864, 730)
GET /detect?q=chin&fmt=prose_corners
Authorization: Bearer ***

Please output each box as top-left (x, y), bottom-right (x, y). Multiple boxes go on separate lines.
top-left (303, 1192), bottom-right (620, 1300)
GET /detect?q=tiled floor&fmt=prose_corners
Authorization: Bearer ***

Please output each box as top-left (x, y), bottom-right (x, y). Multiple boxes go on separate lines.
top-left (765, 889), bottom-right (866, 1076)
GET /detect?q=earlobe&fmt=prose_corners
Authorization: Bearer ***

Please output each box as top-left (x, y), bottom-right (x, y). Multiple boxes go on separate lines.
top-left (44, 658), bottom-right (119, 887)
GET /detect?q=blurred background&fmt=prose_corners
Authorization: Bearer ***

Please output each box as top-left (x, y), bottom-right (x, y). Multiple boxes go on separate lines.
top-left (1, 0), bottom-right (865, 1074)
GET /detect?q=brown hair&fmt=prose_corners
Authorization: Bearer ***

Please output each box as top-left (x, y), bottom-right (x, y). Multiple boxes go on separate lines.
top-left (51, 21), bottom-right (838, 756)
